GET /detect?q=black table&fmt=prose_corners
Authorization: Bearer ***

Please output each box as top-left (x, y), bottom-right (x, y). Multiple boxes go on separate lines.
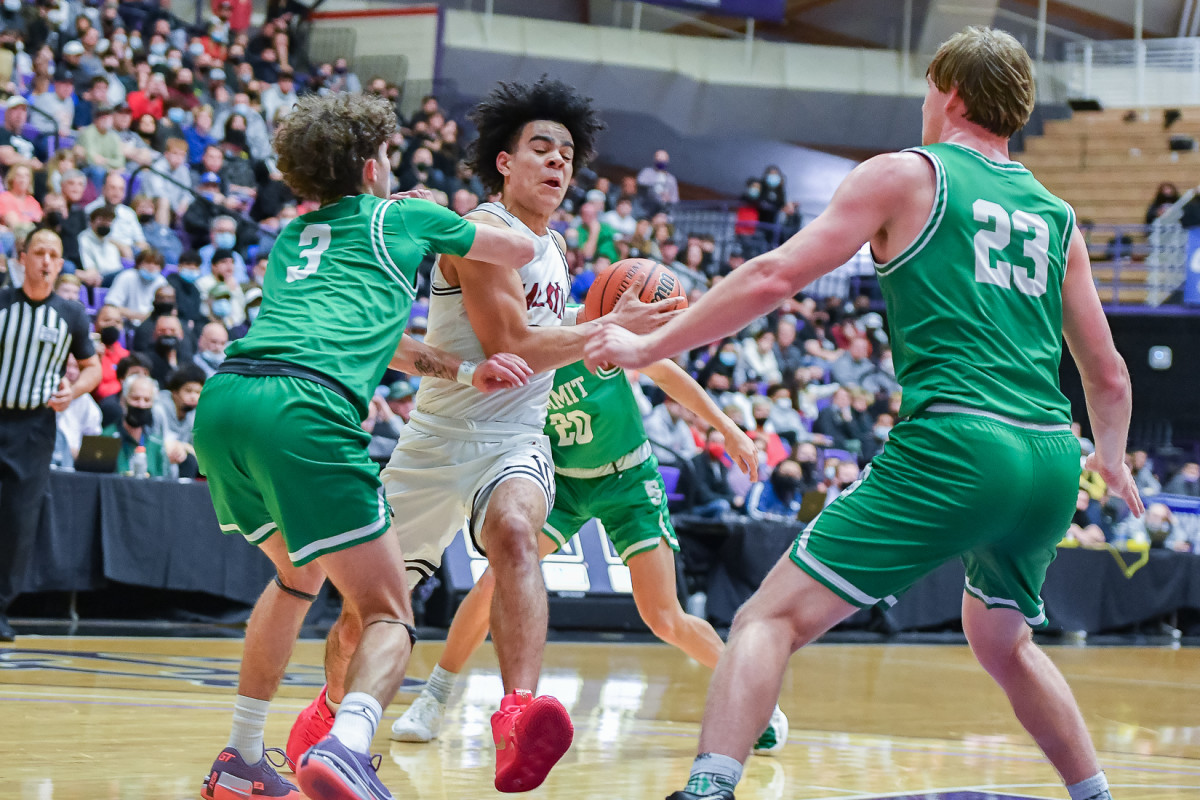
top-left (25, 471), bottom-right (275, 606)
top-left (676, 515), bottom-right (1200, 634)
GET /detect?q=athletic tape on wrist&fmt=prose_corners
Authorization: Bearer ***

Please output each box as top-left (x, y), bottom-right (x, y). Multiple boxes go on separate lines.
top-left (456, 360), bottom-right (478, 386)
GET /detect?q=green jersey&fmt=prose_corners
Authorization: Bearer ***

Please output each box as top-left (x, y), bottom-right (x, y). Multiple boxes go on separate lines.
top-left (876, 143), bottom-right (1075, 424)
top-left (545, 360), bottom-right (647, 470)
top-left (227, 195), bottom-right (475, 416)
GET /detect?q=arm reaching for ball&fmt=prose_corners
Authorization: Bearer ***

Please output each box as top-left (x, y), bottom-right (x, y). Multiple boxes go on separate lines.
top-left (390, 334), bottom-right (533, 392)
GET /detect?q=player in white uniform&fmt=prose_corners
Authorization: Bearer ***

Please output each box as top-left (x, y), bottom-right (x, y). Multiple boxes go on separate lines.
top-left (287, 78), bottom-right (681, 794)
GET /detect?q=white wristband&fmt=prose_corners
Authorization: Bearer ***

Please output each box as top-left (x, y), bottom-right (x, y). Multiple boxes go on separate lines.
top-left (456, 360), bottom-right (478, 386)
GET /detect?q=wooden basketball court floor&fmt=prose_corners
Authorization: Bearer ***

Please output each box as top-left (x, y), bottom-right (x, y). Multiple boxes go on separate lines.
top-left (2, 636), bottom-right (1197, 799)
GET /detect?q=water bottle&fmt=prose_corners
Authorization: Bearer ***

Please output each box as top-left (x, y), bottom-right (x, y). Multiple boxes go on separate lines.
top-left (130, 445), bottom-right (149, 478)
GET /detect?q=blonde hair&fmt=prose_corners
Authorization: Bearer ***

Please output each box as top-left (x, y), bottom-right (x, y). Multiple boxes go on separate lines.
top-left (926, 26), bottom-right (1035, 138)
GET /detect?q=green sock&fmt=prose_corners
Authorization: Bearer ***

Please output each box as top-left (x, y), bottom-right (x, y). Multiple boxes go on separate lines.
top-left (684, 752), bottom-right (742, 794)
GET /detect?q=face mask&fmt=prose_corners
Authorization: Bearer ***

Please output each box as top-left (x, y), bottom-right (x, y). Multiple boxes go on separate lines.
top-left (124, 405), bottom-right (154, 428)
top-left (188, 43), bottom-right (204, 57)
top-left (43, 210), bottom-right (64, 228)
top-left (655, 160), bottom-right (668, 170)
top-left (214, 232), bottom-right (236, 249)
top-left (824, 465), bottom-right (837, 480)
top-left (764, 174), bottom-right (781, 188)
top-left (95, 224), bottom-right (112, 238)
top-left (233, 102), bottom-right (250, 115)
top-left (155, 335), bottom-right (179, 351)
top-left (98, 325), bottom-right (121, 346)
top-left (152, 300), bottom-right (174, 315)
top-left (113, 33), bottom-right (127, 45)
top-left (166, 57), bottom-right (181, 70)
top-left (211, 298), bottom-right (232, 317)
top-left (3, 0), bottom-right (19, 13)
top-left (334, 64), bottom-right (347, 74)
top-left (178, 267), bottom-right (200, 283)
top-left (225, 129), bottom-right (246, 147)
top-left (130, 36), bottom-right (143, 51)
top-left (746, 187), bottom-right (760, 200)
top-left (138, 268), bottom-right (159, 283)
top-left (150, 42), bottom-right (167, 56)
top-left (181, 401), bottom-right (198, 413)
top-left (718, 351), bottom-right (737, 367)
top-left (771, 473), bottom-right (800, 496)
top-left (167, 107), bottom-right (185, 124)
top-left (201, 349), bottom-right (225, 366)
top-left (874, 426), bottom-right (890, 440)
top-left (706, 443), bottom-right (724, 460)
top-left (774, 397), bottom-right (791, 409)
top-left (212, 30), bottom-right (228, 44)
top-left (247, 306), bottom-right (259, 322)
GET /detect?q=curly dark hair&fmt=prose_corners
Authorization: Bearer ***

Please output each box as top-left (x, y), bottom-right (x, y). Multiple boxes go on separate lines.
top-left (467, 77), bottom-right (604, 196)
top-left (273, 93), bottom-right (398, 204)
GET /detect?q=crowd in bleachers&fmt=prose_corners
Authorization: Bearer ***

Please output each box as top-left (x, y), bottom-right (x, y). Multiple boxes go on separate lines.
top-left (4, 0), bottom-right (1197, 559)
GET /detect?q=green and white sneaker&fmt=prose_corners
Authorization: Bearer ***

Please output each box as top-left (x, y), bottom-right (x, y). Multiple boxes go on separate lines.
top-left (751, 705), bottom-right (788, 756)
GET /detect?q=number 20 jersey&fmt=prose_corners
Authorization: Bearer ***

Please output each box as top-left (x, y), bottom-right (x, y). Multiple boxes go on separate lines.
top-left (876, 143), bottom-right (1076, 426)
top-left (545, 359), bottom-right (647, 471)
top-left (416, 202), bottom-right (572, 431)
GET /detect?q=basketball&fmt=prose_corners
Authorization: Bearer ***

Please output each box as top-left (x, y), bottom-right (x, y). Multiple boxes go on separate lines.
top-left (583, 258), bottom-right (688, 321)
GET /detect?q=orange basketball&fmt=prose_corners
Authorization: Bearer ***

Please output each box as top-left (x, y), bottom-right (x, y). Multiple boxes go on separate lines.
top-left (583, 258), bottom-right (688, 322)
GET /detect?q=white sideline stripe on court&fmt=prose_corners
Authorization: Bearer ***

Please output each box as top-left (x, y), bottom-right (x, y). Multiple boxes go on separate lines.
top-left (964, 578), bottom-right (1046, 627)
top-left (288, 495), bottom-right (388, 562)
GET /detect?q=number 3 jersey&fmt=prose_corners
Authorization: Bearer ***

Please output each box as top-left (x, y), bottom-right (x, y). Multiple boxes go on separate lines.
top-left (546, 360), bottom-right (647, 471)
top-left (225, 194), bottom-right (475, 417)
top-left (877, 142), bottom-right (1076, 426)
top-left (416, 201), bottom-right (571, 431)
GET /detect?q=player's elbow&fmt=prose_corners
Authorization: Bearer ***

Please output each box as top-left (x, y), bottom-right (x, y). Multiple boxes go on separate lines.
top-left (746, 253), bottom-right (797, 304)
top-left (1084, 354), bottom-right (1130, 405)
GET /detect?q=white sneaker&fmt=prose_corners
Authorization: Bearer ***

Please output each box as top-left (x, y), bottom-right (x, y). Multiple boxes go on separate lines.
top-left (751, 705), bottom-right (788, 756)
top-left (390, 689), bottom-right (445, 742)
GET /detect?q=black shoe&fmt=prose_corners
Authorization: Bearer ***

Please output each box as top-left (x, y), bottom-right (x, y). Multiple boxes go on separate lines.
top-left (666, 791), bottom-right (735, 800)
top-left (0, 614), bottom-right (15, 642)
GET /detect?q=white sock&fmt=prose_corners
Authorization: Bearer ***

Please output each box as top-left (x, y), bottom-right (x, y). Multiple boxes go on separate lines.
top-left (1067, 772), bottom-right (1111, 800)
top-left (425, 665), bottom-right (457, 705)
top-left (228, 694), bottom-right (270, 764)
top-left (329, 692), bottom-right (383, 754)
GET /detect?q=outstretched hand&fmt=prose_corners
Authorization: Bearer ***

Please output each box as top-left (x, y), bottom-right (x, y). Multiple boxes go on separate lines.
top-left (472, 353), bottom-right (534, 392)
top-left (1085, 452), bottom-right (1144, 518)
top-left (723, 426), bottom-right (759, 482)
top-left (607, 275), bottom-right (686, 335)
top-left (584, 322), bottom-right (654, 372)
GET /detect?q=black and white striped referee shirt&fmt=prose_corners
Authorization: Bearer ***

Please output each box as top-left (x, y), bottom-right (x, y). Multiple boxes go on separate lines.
top-left (0, 287), bottom-right (95, 412)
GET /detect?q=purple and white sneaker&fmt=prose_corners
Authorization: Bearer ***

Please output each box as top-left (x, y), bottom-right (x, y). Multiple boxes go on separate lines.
top-left (297, 734), bottom-right (393, 800)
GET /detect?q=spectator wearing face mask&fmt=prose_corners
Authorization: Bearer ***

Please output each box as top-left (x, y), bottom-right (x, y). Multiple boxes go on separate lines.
top-left (197, 250), bottom-right (245, 326)
top-left (140, 313), bottom-right (186, 386)
top-left (106, 247), bottom-right (168, 322)
top-left (145, 137), bottom-right (194, 222)
top-left (197, 217), bottom-right (248, 281)
top-left (682, 427), bottom-right (738, 518)
top-left (227, 286), bottom-right (260, 339)
top-left (823, 460), bottom-right (861, 507)
top-left (101, 373), bottom-right (172, 477)
top-left (636, 148), bottom-right (679, 215)
top-left (746, 457), bottom-right (806, 521)
top-left (76, 205), bottom-right (124, 288)
top-left (131, 284), bottom-right (194, 362)
top-left (132, 193), bottom-right (185, 266)
top-left (643, 397), bottom-right (701, 466)
top-left (92, 304), bottom-right (129, 400)
top-left (75, 105), bottom-right (126, 185)
top-left (166, 250), bottom-right (208, 333)
top-left (212, 94), bottom-right (272, 161)
top-left (83, 171), bottom-right (147, 259)
top-left (756, 165), bottom-right (787, 225)
top-left (192, 320), bottom-right (228, 377)
top-left (397, 146), bottom-right (446, 193)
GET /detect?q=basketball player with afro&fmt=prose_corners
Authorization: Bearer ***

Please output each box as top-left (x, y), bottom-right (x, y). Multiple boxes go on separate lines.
top-left (286, 78), bottom-right (682, 793)
top-left (390, 305), bottom-right (792, 755)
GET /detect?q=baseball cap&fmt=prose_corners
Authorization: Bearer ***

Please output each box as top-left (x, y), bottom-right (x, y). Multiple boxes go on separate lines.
top-left (199, 171), bottom-right (222, 185)
top-left (387, 381), bottom-right (415, 402)
top-left (4, 96), bottom-right (28, 110)
top-left (63, 41), bottom-right (85, 56)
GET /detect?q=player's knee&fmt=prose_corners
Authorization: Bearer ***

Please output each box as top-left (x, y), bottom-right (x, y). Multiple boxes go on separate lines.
top-left (278, 562), bottom-right (324, 598)
top-left (967, 621), bottom-right (1030, 681)
top-left (482, 512), bottom-right (539, 568)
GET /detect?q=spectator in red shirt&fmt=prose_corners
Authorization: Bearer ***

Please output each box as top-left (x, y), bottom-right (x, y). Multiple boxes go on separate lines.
top-left (92, 305), bottom-right (129, 400)
top-left (127, 72), bottom-right (169, 120)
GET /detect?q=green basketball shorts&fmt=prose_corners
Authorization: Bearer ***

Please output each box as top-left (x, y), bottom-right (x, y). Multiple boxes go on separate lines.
top-left (542, 455), bottom-right (679, 564)
top-left (193, 373), bottom-right (388, 566)
top-left (791, 410), bottom-right (1081, 627)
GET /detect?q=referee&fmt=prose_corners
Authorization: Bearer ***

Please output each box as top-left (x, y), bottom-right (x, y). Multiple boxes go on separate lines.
top-left (0, 229), bottom-right (100, 641)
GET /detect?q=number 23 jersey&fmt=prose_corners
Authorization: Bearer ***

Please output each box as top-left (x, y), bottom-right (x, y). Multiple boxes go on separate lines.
top-left (877, 143), bottom-right (1075, 426)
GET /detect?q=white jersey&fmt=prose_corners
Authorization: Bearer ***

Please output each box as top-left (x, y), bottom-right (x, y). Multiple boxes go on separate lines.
top-left (415, 201), bottom-right (570, 431)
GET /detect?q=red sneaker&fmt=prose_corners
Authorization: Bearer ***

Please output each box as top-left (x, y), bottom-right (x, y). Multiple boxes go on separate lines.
top-left (285, 686), bottom-right (335, 771)
top-left (491, 690), bottom-right (573, 793)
